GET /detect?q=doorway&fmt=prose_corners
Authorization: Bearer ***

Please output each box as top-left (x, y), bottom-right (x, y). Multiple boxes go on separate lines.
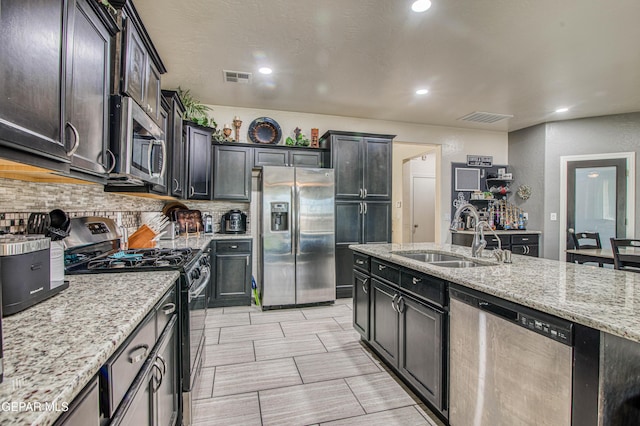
top-left (402, 153), bottom-right (437, 243)
top-left (560, 152), bottom-right (635, 256)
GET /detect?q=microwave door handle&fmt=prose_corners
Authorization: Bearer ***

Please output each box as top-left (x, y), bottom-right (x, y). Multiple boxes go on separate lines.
top-left (159, 140), bottom-right (167, 178)
top-left (147, 141), bottom-right (154, 178)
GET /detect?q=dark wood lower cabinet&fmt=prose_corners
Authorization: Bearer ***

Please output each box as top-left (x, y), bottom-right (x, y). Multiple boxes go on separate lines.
top-left (353, 270), bottom-right (370, 339)
top-left (355, 254), bottom-right (448, 420)
top-left (399, 296), bottom-right (445, 411)
top-left (209, 240), bottom-right (252, 307)
top-left (370, 279), bottom-right (399, 365)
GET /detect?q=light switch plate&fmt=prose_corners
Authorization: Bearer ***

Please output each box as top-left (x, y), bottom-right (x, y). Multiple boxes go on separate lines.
top-left (550, 213), bottom-right (557, 221)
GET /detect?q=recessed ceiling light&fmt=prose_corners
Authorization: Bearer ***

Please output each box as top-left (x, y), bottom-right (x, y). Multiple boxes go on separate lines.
top-left (555, 107), bottom-right (569, 113)
top-left (415, 89), bottom-right (429, 95)
top-left (412, 0), bottom-right (432, 12)
top-left (258, 67), bottom-right (273, 75)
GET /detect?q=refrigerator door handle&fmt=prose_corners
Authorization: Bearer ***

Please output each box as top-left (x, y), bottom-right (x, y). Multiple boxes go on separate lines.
top-left (295, 185), bottom-right (301, 256)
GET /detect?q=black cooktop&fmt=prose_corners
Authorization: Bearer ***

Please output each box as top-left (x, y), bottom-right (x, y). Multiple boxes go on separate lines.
top-left (65, 247), bottom-right (197, 274)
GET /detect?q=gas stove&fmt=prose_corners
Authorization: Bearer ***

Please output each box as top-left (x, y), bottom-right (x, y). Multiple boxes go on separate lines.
top-left (65, 247), bottom-right (196, 273)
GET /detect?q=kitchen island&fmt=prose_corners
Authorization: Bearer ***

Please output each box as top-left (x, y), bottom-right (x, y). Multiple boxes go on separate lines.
top-left (351, 242), bottom-right (640, 342)
top-left (0, 270), bottom-right (180, 426)
top-left (350, 242), bottom-right (640, 425)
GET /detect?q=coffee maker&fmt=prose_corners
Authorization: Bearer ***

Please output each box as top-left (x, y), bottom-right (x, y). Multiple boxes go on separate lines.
top-left (220, 210), bottom-right (247, 234)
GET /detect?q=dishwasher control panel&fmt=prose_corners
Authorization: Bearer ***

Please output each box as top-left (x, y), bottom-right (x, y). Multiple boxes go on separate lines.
top-left (518, 314), bottom-right (573, 345)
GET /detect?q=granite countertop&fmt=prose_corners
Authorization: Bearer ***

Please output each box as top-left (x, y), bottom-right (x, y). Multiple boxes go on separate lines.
top-left (155, 233), bottom-right (251, 251)
top-left (350, 242), bottom-right (640, 344)
top-left (451, 229), bottom-right (542, 235)
top-left (0, 270), bottom-right (180, 426)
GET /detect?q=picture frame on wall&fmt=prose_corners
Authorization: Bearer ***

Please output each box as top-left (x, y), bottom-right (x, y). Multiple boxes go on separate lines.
top-left (454, 168), bottom-right (481, 191)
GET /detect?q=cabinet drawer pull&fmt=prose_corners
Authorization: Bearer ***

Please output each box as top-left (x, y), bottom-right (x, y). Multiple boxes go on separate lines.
top-left (378, 264), bottom-right (386, 271)
top-left (363, 203), bottom-right (367, 214)
top-left (521, 238), bottom-right (529, 241)
top-left (356, 259), bottom-right (364, 265)
top-left (162, 303), bottom-right (176, 315)
top-left (362, 278), bottom-right (369, 294)
top-left (412, 277), bottom-right (422, 285)
top-left (230, 245), bottom-right (238, 249)
top-left (128, 344), bottom-right (149, 364)
top-left (173, 179), bottom-right (180, 192)
top-left (359, 188), bottom-right (363, 198)
top-left (65, 122), bottom-right (80, 157)
top-left (190, 186), bottom-right (195, 197)
top-left (391, 293), bottom-right (398, 312)
top-left (363, 188), bottom-right (368, 198)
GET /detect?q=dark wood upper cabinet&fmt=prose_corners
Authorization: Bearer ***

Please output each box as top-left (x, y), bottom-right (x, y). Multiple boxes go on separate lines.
top-left (113, 0), bottom-right (166, 126)
top-left (0, 0), bottom-right (65, 159)
top-left (185, 123), bottom-right (212, 200)
top-left (326, 131), bottom-right (394, 200)
top-left (213, 145), bottom-right (252, 202)
top-left (0, 0), bottom-right (117, 176)
top-left (65, 0), bottom-right (118, 177)
top-left (162, 90), bottom-right (186, 198)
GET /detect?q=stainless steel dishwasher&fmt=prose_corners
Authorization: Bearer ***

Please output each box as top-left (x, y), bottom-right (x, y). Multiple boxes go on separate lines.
top-left (449, 286), bottom-right (574, 426)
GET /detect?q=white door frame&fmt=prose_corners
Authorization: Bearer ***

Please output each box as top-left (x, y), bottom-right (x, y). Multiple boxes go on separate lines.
top-left (559, 152), bottom-right (635, 256)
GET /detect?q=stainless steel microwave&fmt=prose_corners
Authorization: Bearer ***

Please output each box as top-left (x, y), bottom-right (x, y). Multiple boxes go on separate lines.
top-left (108, 95), bottom-right (166, 187)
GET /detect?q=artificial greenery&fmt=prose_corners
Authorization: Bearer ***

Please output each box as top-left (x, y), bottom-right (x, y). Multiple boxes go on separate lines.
top-left (177, 87), bottom-right (217, 129)
top-left (286, 127), bottom-right (310, 146)
top-left (96, 0), bottom-right (117, 15)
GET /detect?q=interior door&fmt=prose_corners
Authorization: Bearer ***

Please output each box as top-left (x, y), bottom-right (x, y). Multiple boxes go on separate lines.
top-left (567, 159), bottom-right (627, 249)
top-left (412, 176), bottom-right (436, 242)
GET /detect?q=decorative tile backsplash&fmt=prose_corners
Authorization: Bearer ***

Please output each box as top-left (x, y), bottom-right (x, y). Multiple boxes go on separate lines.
top-left (0, 178), bottom-right (250, 234)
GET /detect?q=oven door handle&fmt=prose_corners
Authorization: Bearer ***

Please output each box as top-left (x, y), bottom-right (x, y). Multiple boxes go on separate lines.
top-left (188, 278), bottom-right (209, 302)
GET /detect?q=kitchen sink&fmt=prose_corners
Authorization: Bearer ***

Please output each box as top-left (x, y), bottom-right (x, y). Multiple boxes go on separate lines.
top-left (392, 251), bottom-right (463, 262)
top-left (391, 250), bottom-right (493, 268)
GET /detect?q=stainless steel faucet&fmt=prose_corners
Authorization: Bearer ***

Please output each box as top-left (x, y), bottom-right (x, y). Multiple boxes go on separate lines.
top-left (450, 203), bottom-right (485, 257)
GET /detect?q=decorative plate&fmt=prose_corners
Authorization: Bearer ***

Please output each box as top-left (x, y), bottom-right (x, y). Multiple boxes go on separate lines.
top-left (248, 117), bottom-right (282, 144)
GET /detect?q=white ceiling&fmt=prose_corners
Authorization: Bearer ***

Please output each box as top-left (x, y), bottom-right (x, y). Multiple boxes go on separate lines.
top-left (134, 0), bottom-right (640, 132)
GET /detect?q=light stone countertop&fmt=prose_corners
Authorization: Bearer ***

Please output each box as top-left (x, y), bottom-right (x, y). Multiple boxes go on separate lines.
top-left (451, 229), bottom-right (542, 235)
top-left (350, 242), bottom-right (640, 344)
top-left (155, 233), bottom-right (251, 252)
top-left (0, 270), bottom-right (180, 426)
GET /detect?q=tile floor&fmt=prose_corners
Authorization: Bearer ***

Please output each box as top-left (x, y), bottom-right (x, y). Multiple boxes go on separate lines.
top-left (192, 298), bottom-right (445, 426)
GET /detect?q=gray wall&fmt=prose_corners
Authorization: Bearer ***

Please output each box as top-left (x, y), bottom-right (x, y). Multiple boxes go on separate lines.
top-left (508, 124), bottom-right (546, 255)
top-left (509, 112), bottom-right (640, 260)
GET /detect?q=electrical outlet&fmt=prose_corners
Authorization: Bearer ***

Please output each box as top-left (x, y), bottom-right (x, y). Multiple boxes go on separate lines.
top-left (396, 201), bottom-right (402, 208)
top-left (523, 212), bottom-right (528, 220)
top-left (550, 213), bottom-right (557, 221)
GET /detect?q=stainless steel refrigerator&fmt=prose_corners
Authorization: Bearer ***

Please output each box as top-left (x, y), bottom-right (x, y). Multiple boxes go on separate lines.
top-left (261, 166), bottom-right (335, 307)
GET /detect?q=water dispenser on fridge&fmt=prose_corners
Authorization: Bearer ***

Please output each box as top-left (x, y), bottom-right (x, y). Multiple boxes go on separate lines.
top-left (270, 202), bottom-right (289, 232)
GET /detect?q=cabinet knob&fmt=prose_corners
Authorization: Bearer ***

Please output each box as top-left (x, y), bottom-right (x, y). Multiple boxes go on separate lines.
top-left (378, 264), bottom-right (386, 271)
top-left (412, 277), bottom-right (421, 285)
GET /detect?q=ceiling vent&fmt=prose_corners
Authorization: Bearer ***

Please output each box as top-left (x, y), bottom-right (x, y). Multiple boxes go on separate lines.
top-left (223, 70), bottom-right (252, 84)
top-left (458, 111), bottom-right (514, 124)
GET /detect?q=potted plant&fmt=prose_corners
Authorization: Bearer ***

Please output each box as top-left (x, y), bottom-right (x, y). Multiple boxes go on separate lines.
top-left (177, 87), bottom-right (217, 129)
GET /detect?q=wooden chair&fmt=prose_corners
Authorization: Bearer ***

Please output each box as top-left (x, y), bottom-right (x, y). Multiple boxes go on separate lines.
top-left (610, 238), bottom-right (640, 272)
top-left (571, 231), bottom-right (602, 249)
top-left (570, 231), bottom-right (603, 266)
